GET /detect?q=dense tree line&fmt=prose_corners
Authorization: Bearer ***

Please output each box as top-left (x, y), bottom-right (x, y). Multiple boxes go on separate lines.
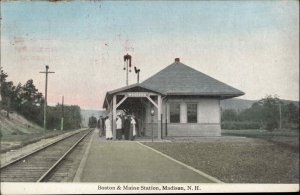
top-left (0, 68), bottom-right (81, 130)
top-left (46, 104), bottom-right (82, 130)
top-left (222, 95), bottom-right (299, 130)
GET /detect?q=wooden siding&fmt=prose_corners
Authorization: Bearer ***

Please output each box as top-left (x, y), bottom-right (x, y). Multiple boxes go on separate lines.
top-left (142, 97), bottom-right (221, 137)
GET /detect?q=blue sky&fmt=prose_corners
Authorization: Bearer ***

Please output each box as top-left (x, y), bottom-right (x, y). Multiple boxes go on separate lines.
top-left (2, 1), bottom-right (292, 40)
top-left (1, 1), bottom-right (299, 109)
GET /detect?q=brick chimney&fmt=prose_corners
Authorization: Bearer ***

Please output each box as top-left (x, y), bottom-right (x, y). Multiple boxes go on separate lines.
top-left (175, 58), bottom-right (180, 63)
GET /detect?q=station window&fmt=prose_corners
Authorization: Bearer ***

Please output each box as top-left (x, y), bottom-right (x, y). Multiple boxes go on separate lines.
top-left (187, 103), bottom-right (197, 123)
top-left (170, 103), bottom-right (180, 123)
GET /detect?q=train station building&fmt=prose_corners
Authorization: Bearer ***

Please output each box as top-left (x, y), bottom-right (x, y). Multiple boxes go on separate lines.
top-left (103, 58), bottom-right (244, 139)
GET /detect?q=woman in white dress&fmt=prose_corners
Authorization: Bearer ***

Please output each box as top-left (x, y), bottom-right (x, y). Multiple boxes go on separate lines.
top-left (130, 115), bottom-right (136, 140)
top-left (105, 115), bottom-right (113, 140)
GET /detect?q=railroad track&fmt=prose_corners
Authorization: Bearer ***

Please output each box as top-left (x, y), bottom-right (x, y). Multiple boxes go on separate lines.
top-left (0, 128), bottom-right (94, 182)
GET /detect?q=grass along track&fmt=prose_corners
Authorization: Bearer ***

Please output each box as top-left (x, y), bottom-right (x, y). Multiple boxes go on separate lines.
top-left (1, 130), bottom-right (81, 153)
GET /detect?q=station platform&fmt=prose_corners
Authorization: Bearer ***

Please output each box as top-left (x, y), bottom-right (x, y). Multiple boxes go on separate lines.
top-left (76, 130), bottom-right (217, 183)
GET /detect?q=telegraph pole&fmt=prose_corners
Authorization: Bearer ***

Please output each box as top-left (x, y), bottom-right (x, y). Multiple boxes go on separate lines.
top-left (275, 103), bottom-right (282, 130)
top-left (279, 103), bottom-right (282, 129)
top-left (61, 96), bottom-right (64, 131)
top-left (39, 65), bottom-right (55, 130)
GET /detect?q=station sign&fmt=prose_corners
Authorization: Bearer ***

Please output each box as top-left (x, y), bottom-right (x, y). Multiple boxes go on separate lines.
top-left (127, 92), bottom-right (148, 97)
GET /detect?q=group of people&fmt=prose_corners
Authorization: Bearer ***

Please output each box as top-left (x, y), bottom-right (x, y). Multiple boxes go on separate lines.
top-left (97, 112), bottom-right (138, 141)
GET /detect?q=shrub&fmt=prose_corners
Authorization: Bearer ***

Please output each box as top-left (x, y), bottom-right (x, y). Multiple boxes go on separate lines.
top-left (265, 121), bottom-right (278, 131)
top-left (221, 121), bottom-right (262, 130)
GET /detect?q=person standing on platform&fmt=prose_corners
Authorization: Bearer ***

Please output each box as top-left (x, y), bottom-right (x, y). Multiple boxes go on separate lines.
top-left (101, 116), bottom-right (106, 137)
top-left (116, 113), bottom-right (122, 140)
top-left (130, 114), bottom-right (137, 140)
top-left (105, 114), bottom-right (113, 140)
top-left (136, 116), bottom-right (141, 137)
top-left (121, 113), bottom-right (125, 139)
top-left (124, 115), bottom-right (131, 140)
top-left (99, 116), bottom-right (103, 137)
top-left (97, 116), bottom-right (102, 137)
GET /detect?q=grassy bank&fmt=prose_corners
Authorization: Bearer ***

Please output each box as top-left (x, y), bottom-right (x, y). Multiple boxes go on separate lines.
top-left (142, 140), bottom-right (299, 183)
top-left (0, 130), bottom-right (73, 153)
top-left (222, 129), bottom-right (299, 150)
top-left (0, 111), bottom-right (77, 153)
top-left (222, 129), bottom-right (299, 137)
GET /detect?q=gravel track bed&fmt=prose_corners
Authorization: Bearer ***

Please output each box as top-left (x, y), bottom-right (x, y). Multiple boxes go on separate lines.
top-left (45, 131), bottom-right (93, 182)
top-left (0, 130), bottom-right (91, 182)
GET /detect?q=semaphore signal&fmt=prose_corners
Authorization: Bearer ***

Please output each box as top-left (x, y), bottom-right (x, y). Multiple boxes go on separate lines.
top-left (123, 54), bottom-right (132, 86)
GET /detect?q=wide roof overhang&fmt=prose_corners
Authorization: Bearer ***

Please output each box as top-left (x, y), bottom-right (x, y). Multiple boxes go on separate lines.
top-left (102, 84), bottom-right (164, 109)
top-left (102, 84), bottom-right (244, 109)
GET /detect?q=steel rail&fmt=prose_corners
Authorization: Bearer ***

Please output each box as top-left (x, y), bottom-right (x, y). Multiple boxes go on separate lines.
top-left (37, 129), bottom-right (93, 182)
top-left (0, 128), bottom-right (90, 169)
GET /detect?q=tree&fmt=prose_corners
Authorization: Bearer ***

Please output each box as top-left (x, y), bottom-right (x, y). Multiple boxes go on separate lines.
top-left (13, 83), bottom-right (22, 107)
top-left (286, 103), bottom-right (299, 123)
top-left (1, 71), bottom-right (44, 121)
top-left (38, 103), bottom-right (83, 131)
top-left (1, 68), bottom-right (83, 131)
top-left (221, 95), bottom-right (296, 130)
top-left (20, 79), bottom-right (43, 105)
top-left (19, 79), bottom-right (44, 125)
top-left (258, 95), bottom-right (282, 131)
top-left (46, 105), bottom-right (61, 130)
top-left (1, 69), bottom-right (14, 118)
top-left (0, 68), bottom-right (8, 83)
top-left (239, 102), bottom-right (264, 123)
top-left (222, 109), bottom-right (239, 121)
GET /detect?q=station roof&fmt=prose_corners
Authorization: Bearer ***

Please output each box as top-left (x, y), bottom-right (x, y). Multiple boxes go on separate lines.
top-left (140, 60), bottom-right (245, 97)
top-left (103, 59), bottom-right (244, 109)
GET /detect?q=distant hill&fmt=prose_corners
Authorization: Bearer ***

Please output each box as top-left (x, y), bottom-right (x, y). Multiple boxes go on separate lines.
top-left (280, 99), bottom-right (300, 107)
top-left (221, 98), bottom-right (299, 111)
top-left (80, 109), bottom-right (108, 127)
top-left (221, 98), bottom-right (255, 111)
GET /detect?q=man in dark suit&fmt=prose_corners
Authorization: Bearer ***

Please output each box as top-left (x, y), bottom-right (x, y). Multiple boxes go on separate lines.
top-left (124, 115), bottom-right (131, 140)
